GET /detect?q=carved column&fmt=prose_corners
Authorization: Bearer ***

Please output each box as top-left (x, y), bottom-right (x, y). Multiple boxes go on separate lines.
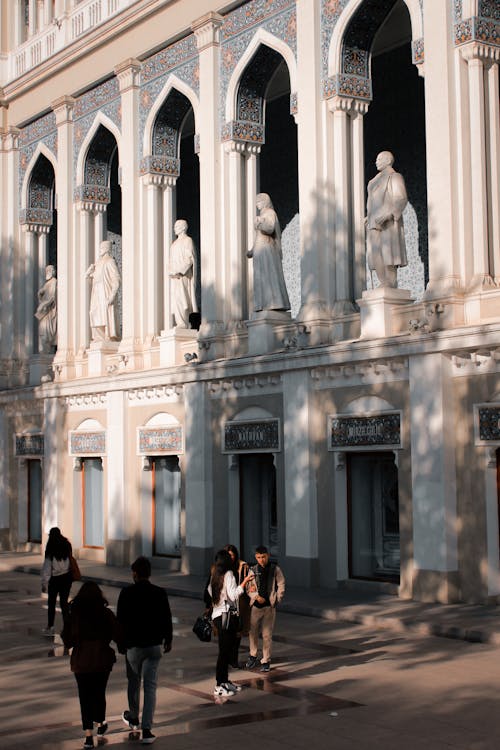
top-left (76, 204), bottom-right (95, 354)
top-left (328, 97), bottom-right (357, 315)
top-left (114, 59), bottom-right (141, 357)
top-left (28, 0), bottom-right (36, 36)
top-left (162, 181), bottom-right (176, 330)
top-left (460, 44), bottom-right (493, 288)
top-left (224, 140), bottom-right (251, 325)
top-left (192, 13), bottom-right (225, 358)
top-left (23, 228), bottom-right (37, 355)
top-left (141, 175), bottom-right (163, 338)
top-left (351, 100), bottom-right (369, 302)
top-left (51, 96), bottom-right (75, 374)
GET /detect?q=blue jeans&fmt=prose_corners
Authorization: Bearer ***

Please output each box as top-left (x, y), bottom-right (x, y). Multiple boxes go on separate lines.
top-left (126, 645), bottom-right (162, 731)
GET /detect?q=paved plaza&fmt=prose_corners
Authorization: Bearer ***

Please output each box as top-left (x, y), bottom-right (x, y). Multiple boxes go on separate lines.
top-left (2, 556), bottom-right (500, 749)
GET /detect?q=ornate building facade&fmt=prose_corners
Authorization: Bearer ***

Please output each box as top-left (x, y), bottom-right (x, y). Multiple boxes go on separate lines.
top-left (0, 0), bottom-right (499, 603)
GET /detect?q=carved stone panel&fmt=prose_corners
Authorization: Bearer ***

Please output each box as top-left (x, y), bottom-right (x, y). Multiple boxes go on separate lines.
top-left (69, 431), bottom-right (106, 455)
top-left (137, 426), bottom-right (183, 455)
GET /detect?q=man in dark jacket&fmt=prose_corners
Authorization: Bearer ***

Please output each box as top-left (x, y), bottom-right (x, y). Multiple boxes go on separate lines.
top-left (117, 556), bottom-right (172, 745)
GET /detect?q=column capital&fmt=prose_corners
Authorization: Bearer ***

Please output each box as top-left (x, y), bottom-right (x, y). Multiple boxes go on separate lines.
top-left (51, 95), bottom-right (76, 124)
top-left (114, 58), bottom-right (142, 91)
top-left (191, 12), bottom-right (223, 51)
top-left (3, 127), bottom-right (21, 150)
top-left (141, 172), bottom-right (177, 187)
top-left (460, 41), bottom-right (500, 63)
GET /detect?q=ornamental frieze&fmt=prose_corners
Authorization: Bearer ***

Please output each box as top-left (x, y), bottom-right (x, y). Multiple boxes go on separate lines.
top-left (328, 412), bottom-right (402, 450)
top-left (137, 426), bottom-right (183, 455)
top-left (69, 430), bottom-right (106, 456)
top-left (223, 418), bottom-right (280, 453)
top-left (15, 433), bottom-right (44, 457)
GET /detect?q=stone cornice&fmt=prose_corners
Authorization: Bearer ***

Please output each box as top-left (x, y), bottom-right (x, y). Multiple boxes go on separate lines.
top-left (191, 12), bottom-right (224, 51)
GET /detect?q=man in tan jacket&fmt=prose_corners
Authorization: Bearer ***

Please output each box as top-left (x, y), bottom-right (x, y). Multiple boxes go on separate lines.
top-left (245, 545), bottom-right (285, 673)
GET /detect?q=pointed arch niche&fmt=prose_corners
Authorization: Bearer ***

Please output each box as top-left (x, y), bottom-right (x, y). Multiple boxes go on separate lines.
top-left (76, 124), bottom-right (121, 350)
top-left (327, 0), bottom-right (427, 308)
top-left (20, 151), bottom-right (57, 355)
top-left (141, 84), bottom-right (200, 336)
top-left (223, 41), bottom-right (299, 324)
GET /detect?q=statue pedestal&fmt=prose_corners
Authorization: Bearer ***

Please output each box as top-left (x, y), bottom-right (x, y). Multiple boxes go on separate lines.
top-left (246, 310), bottom-right (292, 355)
top-left (159, 328), bottom-right (198, 366)
top-left (358, 287), bottom-right (413, 339)
top-left (29, 353), bottom-right (54, 385)
top-left (87, 340), bottom-right (119, 376)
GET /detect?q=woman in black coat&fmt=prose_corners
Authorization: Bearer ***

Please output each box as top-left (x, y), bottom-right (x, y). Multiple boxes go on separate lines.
top-left (62, 582), bottom-right (122, 749)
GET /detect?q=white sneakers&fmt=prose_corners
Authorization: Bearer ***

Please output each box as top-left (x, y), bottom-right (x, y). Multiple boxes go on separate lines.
top-left (213, 681), bottom-right (242, 697)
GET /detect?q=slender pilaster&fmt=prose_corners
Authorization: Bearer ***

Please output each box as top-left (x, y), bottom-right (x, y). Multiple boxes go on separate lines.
top-left (142, 178), bottom-right (162, 337)
top-left (422, 1), bottom-right (461, 296)
top-left (485, 60), bottom-right (500, 280)
top-left (192, 13), bottom-right (225, 358)
top-left (106, 391), bottom-right (128, 565)
top-left (295, 0), bottom-right (331, 342)
top-left (282, 369), bottom-right (319, 585)
top-left (5, 129), bottom-right (21, 364)
top-left (115, 59), bottom-right (142, 357)
top-left (224, 142), bottom-right (248, 323)
top-left (51, 96), bottom-right (75, 374)
top-left (77, 206), bottom-right (93, 353)
top-left (461, 45), bottom-right (492, 288)
top-left (23, 229), bottom-right (37, 356)
top-left (351, 101), bottom-right (368, 301)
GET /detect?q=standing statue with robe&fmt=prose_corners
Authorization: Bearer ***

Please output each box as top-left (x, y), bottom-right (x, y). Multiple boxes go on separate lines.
top-left (85, 240), bottom-right (121, 342)
top-left (35, 264), bottom-right (57, 352)
top-left (247, 193), bottom-right (290, 313)
top-left (366, 151), bottom-right (408, 288)
top-left (168, 219), bottom-right (198, 328)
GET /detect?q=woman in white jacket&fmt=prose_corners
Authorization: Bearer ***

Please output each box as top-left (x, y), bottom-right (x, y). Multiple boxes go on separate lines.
top-left (208, 549), bottom-right (254, 697)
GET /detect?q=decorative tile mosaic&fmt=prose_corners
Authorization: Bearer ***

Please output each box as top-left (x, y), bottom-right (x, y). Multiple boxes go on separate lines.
top-left (343, 46), bottom-right (369, 76)
top-left (139, 155), bottom-right (180, 177)
top-left (141, 35), bottom-right (199, 86)
top-left (19, 208), bottom-right (52, 226)
top-left (223, 418), bottom-right (280, 453)
top-left (281, 212), bottom-right (301, 318)
top-left (73, 184), bottom-right (111, 203)
top-left (454, 0), bottom-right (463, 23)
top-left (289, 91), bottom-right (298, 116)
top-left (15, 433), bottom-right (44, 456)
top-left (455, 16), bottom-right (500, 46)
top-left (137, 426), bottom-right (183, 455)
top-left (74, 78), bottom-right (121, 120)
top-left (221, 120), bottom-right (265, 144)
top-left (479, 0), bottom-right (499, 21)
top-left (69, 430), bottom-right (106, 455)
top-left (478, 406), bottom-right (500, 442)
top-left (323, 73), bottom-right (372, 100)
top-left (412, 37), bottom-right (424, 65)
top-left (220, 2), bottom-right (296, 124)
top-left (329, 412), bottom-right (402, 449)
top-left (19, 113), bottom-right (57, 212)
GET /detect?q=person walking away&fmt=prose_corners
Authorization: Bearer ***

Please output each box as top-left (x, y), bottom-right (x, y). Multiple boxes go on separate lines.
top-left (62, 582), bottom-right (122, 749)
top-left (41, 527), bottom-right (73, 635)
top-left (245, 545), bottom-right (285, 672)
top-left (208, 549), bottom-right (255, 697)
top-left (224, 544), bottom-right (250, 668)
top-left (117, 557), bottom-right (173, 745)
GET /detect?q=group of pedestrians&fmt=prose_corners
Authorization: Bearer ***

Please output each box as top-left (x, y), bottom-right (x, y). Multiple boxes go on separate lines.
top-left (41, 528), bottom-right (285, 746)
top-left (42, 529), bottom-right (171, 748)
top-left (205, 543), bottom-right (286, 697)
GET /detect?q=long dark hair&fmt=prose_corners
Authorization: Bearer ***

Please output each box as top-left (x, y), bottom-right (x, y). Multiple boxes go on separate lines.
top-left (224, 544), bottom-right (240, 572)
top-left (210, 549), bottom-right (233, 605)
top-left (69, 582), bottom-right (109, 638)
top-left (44, 527), bottom-right (71, 561)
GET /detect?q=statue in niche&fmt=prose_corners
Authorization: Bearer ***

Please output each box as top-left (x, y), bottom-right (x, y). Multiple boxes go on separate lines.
top-left (365, 151), bottom-right (408, 288)
top-left (85, 240), bottom-right (121, 342)
top-left (247, 193), bottom-right (290, 313)
top-left (35, 264), bottom-right (57, 352)
top-left (168, 219), bottom-right (198, 328)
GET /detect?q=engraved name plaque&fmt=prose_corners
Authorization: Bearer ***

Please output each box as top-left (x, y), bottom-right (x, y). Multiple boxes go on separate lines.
top-left (15, 433), bottom-right (44, 457)
top-left (329, 412), bottom-right (402, 450)
top-left (475, 405), bottom-right (500, 445)
top-left (137, 426), bottom-right (183, 455)
top-left (69, 431), bottom-right (106, 456)
top-left (223, 419), bottom-right (280, 453)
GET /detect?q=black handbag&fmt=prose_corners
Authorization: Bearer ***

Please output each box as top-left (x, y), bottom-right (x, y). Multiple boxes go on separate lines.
top-left (193, 614), bottom-right (212, 642)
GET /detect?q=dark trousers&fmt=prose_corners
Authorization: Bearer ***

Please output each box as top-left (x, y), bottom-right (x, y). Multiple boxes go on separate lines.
top-left (47, 572), bottom-right (72, 628)
top-left (75, 671), bottom-right (110, 730)
top-left (213, 615), bottom-right (238, 685)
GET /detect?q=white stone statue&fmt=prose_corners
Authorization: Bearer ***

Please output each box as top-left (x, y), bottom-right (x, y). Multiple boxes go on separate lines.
top-left (168, 219), bottom-right (198, 328)
top-left (366, 151), bottom-right (408, 288)
top-left (85, 240), bottom-right (121, 342)
top-left (247, 193), bottom-right (290, 312)
top-left (35, 264), bottom-right (57, 352)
